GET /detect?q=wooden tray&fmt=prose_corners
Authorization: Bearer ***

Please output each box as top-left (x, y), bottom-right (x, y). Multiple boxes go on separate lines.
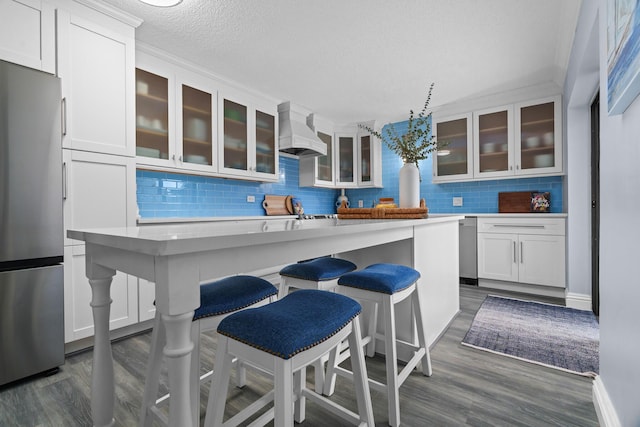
top-left (338, 199), bottom-right (428, 219)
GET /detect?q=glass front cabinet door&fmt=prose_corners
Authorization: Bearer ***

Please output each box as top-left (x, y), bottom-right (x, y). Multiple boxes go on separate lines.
top-left (255, 109), bottom-right (276, 176)
top-left (218, 92), bottom-right (278, 181)
top-left (299, 114), bottom-right (335, 187)
top-left (221, 98), bottom-right (248, 173)
top-left (135, 64), bottom-right (217, 173)
top-left (135, 68), bottom-right (171, 165)
top-left (335, 127), bottom-right (356, 187)
top-left (433, 113), bottom-right (473, 182)
top-left (473, 105), bottom-right (513, 179)
top-left (514, 96), bottom-right (562, 176)
top-left (356, 122), bottom-right (382, 187)
top-left (179, 80), bottom-right (216, 171)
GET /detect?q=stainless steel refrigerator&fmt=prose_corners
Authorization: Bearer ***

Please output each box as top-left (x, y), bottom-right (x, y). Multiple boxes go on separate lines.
top-left (0, 59), bottom-right (64, 386)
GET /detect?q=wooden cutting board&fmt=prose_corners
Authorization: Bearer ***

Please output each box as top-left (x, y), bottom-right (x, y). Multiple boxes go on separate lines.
top-left (498, 191), bottom-right (533, 213)
top-left (262, 195), bottom-right (294, 215)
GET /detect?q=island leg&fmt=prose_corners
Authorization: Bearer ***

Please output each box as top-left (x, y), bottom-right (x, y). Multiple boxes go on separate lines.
top-left (88, 271), bottom-right (116, 427)
top-left (162, 311), bottom-right (196, 427)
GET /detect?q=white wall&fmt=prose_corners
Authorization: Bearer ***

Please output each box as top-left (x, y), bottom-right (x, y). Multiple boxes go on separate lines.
top-left (566, 0), bottom-right (640, 425)
top-left (565, 0), bottom-right (600, 302)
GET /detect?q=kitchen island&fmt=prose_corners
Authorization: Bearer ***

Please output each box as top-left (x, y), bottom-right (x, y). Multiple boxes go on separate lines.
top-left (68, 215), bottom-right (463, 427)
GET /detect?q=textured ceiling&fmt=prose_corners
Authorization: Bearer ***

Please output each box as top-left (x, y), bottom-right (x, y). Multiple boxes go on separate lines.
top-left (102, 0), bottom-right (582, 123)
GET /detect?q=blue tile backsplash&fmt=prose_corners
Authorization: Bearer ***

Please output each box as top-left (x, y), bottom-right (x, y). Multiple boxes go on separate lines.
top-left (136, 120), bottom-right (563, 219)
top-left (136, 157), bottom-right (340, 218)
top-left (345, 120), bottom-right (563, 214)
top-left (347, 145), bottom-right (563, 214)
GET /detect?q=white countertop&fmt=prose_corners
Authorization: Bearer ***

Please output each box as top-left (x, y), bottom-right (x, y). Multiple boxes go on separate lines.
top-left (137, 215), bottom-right (298, 224)
top-left (429, 213), bottom-right (567, 218)
top-left (70, 216), bottom-right (464, 257)
top-left (138, 212), bottom-right (566, 225)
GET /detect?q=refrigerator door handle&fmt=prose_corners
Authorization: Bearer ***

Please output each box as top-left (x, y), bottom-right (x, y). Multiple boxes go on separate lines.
top-left (62, 162), bottom-right (67, 200)
top-left (61, 97), bottom-right (67, 136)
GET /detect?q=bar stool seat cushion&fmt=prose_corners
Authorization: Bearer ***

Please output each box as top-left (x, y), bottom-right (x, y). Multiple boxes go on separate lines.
top-left (194, 275), bottom-right (278, 321)
top-left (279, 257), bottom-right (357, 281)
top-left (338, 263), bottom-right (420, 295)
top-left (217, 289), bottom-right (361, 359)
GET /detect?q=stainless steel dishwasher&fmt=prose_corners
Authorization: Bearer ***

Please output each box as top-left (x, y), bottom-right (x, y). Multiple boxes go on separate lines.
top-left (459, 217), bottom-right (477, 284)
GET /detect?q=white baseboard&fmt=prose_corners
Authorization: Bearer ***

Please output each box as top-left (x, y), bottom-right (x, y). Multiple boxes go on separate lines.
top-left (477, 279), bottom-right (565, 299)
top-left (593, 375), bottom-right (622, 427)
top-left (565, 292), bottom-right (592, 310)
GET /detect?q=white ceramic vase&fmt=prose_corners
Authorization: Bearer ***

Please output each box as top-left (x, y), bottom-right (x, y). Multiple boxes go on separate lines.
top-left (336, 188), bottom-right (350, 208)
top-left (399, 162), bottom-right (420, 208)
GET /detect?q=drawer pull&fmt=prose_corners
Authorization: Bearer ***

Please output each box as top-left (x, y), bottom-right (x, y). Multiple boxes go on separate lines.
top-left (513, 241), bottom-right (516, 263)
top-left (493, 224), bottom-right (545, 229)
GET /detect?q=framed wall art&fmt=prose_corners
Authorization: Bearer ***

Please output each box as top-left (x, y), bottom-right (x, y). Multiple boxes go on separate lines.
top-left (607, 0), bottom-right (640, 115)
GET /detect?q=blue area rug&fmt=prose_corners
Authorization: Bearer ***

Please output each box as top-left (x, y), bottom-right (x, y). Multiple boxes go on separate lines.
top-left (462, 295), bottom-right (599, 377)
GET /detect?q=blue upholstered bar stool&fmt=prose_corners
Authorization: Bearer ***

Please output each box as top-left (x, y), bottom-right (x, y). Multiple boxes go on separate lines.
top-left (278, 257), bottom-right (357, 298)
top-left (325, 263), bottom-right (432, 427)
top-left (140, 275), bottom-right (278, 427)
top-left (203, 289), bottom-right (374, 427)
top-left (278, 256), bottom-right (357, 391)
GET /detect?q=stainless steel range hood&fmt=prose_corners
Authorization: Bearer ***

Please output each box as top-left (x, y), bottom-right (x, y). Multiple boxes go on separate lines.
top-left (278, 102), bottom-right (327, 157)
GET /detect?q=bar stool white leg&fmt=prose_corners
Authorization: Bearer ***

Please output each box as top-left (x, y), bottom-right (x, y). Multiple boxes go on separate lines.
top-left (274, 358), bottom-right (295, 426)
top-left (412, 286), bottom-right (432, 376)
top-left (382, 296), bottom-right (401, 427)
top-left (204, 337), bottom-right (233, 427)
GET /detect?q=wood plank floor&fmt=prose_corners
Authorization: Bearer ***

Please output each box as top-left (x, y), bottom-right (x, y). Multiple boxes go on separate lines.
top-left (0, 285), bottom-right (599, 426)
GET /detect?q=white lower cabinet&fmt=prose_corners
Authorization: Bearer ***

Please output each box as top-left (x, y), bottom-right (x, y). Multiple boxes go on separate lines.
top-left (63, 245), bottom-right (138, 342)
top-left (62, 149), bottom-right (137, 342)
top-left (477, 217), bottom-right (566, 289)
top-left (63, 149), bottom-right (137, 246)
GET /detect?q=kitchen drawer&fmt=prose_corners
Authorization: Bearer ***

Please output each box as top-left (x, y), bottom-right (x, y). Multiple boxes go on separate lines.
top-left (477, 217), bottom-right (565, 235)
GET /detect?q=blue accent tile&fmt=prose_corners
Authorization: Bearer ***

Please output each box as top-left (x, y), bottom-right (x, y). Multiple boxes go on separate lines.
top-left (136, 157), bottom-right (340, 218)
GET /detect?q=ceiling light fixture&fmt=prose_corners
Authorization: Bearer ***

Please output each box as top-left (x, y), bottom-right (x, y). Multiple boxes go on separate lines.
top-left (437, 150), bottom-right (451, 156)
top-left (139, 0), bottom-right (183, 7)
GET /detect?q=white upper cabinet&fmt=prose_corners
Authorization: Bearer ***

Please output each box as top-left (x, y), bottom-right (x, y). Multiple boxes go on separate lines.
top-left (514, 96), bottom-right (562, 176)
top-left (356, 121), bottom-right (383, 188)
top-left (473, 105), bottom-right (514, 179)
top-left (335, 125), bottom-right (357, 188)
top-left (300, 114), bottom-right (335, 188)
top-left (180, 77), bottom-right (217, 172)
top-left (218, 89), bottom-right (278, 181)
top-left (301, 119), bottom-right (382, 189)
top-left (0, 0), bottom-right (55, 73)
top-left (135, 51), bottom-right (278, 182)
top-left (432, 112), bottom-right (474, 182)
top-left (135, 54), bottom-right (219, 174)
top-left (56, 9), bottom-right (136, 157)
top-left (134, 65), bottom-right (174, 167)
top-left (433, 95), bottom-right (562, 183)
